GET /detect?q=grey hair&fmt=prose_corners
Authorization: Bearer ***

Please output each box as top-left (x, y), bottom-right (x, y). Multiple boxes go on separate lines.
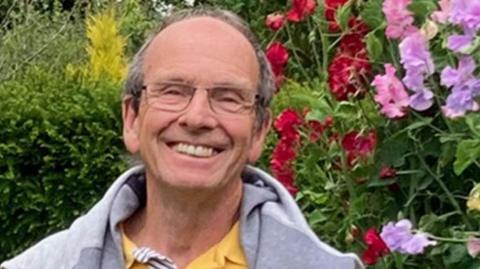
top-left (123, 7), bottom-right (275, 129)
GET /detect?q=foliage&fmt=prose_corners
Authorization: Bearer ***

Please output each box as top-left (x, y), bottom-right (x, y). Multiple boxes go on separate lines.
top-left (260, 0), bottom-right (480, 268)
top-left (0, 67), bottom-right (127, 261)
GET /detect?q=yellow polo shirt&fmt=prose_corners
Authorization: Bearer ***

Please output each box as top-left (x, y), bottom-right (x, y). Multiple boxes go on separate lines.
top-left (122, 222), bottom-right (247, 269)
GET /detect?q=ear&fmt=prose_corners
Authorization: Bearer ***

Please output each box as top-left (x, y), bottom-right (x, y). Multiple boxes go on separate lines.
top-left (248, 109), bottom-right (272, 163)
top-left (122, 96), bottom-right (140, 154)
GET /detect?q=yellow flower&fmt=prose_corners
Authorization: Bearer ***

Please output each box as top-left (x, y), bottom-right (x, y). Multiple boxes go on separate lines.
top-left (467, 184), bottom-right (480, 211)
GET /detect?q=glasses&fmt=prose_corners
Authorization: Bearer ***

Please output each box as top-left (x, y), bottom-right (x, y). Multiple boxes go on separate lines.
top-left (140, 82), bottom-right (259, 115)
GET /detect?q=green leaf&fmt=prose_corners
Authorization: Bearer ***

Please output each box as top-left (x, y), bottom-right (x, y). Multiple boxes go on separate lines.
top-left (366, 32), bottom-right (383, 61)
top-left (336, 2), bottom-right (352, 31)
top-left (359, 0), bottom-right (384, 29)
top-left (409, 0), bottom-right (438, 18)
top-left (454, 139), bottom-right (480, 175)
top-left (466, 114), bottom-right (480, 138)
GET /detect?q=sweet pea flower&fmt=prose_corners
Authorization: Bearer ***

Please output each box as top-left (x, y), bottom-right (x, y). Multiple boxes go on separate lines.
top-left (380, 219), bottom-right (437, 255)
top-left (431, 0), bottom-right (451, 24)
top-left (372, 64), bottom-right (410, 118)
top-left (362, 228), bottom-right (390, 265)
top-left (265, 12), bottom-right (285, 31)
top-left (382, 0), bottom-right (417, 39)
top-left (447, 27), bottom-right (476, 53)
top-left (449, 0), bottom-right (480, 30)
top-left (399, 31), bottom-right (435, 111)
top-left (441, 56), bottom-right (480, 118)
top-left (467, 237), bottom-right (480, 258)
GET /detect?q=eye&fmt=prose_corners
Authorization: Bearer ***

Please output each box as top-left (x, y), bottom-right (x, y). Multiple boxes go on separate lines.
top-left (212, 88), bottom-right (246, 104)
top-left (159, 84), bottom-right (189, 97)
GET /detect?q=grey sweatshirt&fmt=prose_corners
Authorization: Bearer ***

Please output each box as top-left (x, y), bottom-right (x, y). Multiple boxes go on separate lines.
top-left (1, 165), bottom-right (364, 269)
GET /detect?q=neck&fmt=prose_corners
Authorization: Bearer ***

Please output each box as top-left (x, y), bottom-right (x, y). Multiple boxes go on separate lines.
top-left (124, 172), bottom-right (243, 269)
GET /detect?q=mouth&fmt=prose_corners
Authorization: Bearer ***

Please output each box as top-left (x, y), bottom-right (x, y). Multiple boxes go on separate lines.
top-left (168, 142), bottom-right (223, 158)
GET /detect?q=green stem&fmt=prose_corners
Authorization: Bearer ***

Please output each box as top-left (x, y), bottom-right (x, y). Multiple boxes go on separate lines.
top-left (417, 153), bottom-right (473, 230)
top-left (427, 235), bottom-right (469, 243)
top-left (394, 253), bottom-right (405, 269)
top-left (285, 23), bottom-right (312, 84)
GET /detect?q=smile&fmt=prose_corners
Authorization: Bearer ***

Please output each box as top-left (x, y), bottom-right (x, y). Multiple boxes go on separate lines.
top-left (171, 143), bottom-right (220, 158)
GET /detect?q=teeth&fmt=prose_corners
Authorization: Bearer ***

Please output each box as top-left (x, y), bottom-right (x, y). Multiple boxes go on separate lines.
top-left (173, 143), bottom-right (216, 157)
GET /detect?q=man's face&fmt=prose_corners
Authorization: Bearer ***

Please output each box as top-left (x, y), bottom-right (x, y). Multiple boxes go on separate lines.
top-left (123, 17), bottom-right (270, 191)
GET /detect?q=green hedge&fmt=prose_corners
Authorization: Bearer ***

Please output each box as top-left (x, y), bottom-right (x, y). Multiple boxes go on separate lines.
top-left (0, 67), bottom-right (128, 261)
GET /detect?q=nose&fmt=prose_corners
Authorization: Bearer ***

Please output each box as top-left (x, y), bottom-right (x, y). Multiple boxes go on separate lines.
top-left (177, 88), bottom-right (218, 132)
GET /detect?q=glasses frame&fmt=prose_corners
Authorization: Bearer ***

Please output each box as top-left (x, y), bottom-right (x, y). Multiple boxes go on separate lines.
top-left (138, 82), bottom-right (260, 115)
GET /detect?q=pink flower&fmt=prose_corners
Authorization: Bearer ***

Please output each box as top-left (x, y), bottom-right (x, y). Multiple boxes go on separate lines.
top-left (467, 236), bottom-right (480, 258)
top-left (431, 0), bottom-right (451, 23)
top-left (372, 64), bottom-right (410, 118)
top-left (287, 0), bottom-right (316, 22)
top-left (382, 0), bottom-right (417, 39)
top-left (266, 12), bottom-right (285, 31)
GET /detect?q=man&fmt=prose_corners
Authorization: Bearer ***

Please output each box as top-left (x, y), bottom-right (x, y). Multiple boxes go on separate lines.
top-left (2, 8), bottom-right (363, 269)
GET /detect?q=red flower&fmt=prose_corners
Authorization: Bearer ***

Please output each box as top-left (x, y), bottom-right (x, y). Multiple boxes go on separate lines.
top-left (287, 0), bottom-right (316, 22)
top-left (362, 228), bottom-right (390, 265)
top-left (307, 116), bottom-right (334, 142)
top-left (266, 12), bottom-right (285, 31)
top-left (266, 42), bottom-right (289, 88)
top-left (270, 138), bottom-right (299, 195)
top-left (327, 17), bottom-right (371, 101)
top-left (274, 108), bottom-right (303, 142)
top-left (271, 108), bottom-right (303, 195)
top-left (324, 0), bottom-right (349, 31)
top-left (341, 130), bottom-right (376, 167)
top-left (380, 166), bottom-right (397, 179)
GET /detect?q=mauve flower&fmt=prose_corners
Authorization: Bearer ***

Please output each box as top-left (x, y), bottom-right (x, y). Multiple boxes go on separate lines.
top-left (380, 219), bottom-right (437, 255)
top-left (441, 56), bottom-right (480, 118)
top-left (409, 89), bottom-right (434, 111)
top-left (372, 64), bottom-right (410, 118)
top-left (399, 31), bottom-right (435, 111)
top-left (362, 228), bottom-right (390, 265)
top-left (287, 0), bottom-right (316, 23)
top-left (431, 0), bottom-right (451, 23)
top-left (382, 0), bottom-right (417, 39)
top-left (266, 42), bottom-right (289, 88)
top-left (447, 27), bottom-right (476, 52)
top-left (449, 0), bottom-right (480, 30)
top-left (266, 12), bottom-right (285, 31)
top-left (399, 31), bottom-right (435, 90)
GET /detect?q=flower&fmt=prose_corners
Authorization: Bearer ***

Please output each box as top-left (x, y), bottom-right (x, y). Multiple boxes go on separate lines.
top-left (362, 228), bottom-right (390, 265)
top-left (270, 138), bottom-right (299, 195)
top-left (286, 0), bottom-right (316, 23)
top-left (307, 116), bottom-right (333, 142)
top-left (380, 166), bottom-right (397, 179)
top-left (266, 42), bottom-right (289, 88)
top-left (467, 184), bottom-right (480, 211)
top-left (441, 56), bottom-right (480, 118)
top-left (372, 64), bottom-right (410, 118)
top-left (382, 0), bottom-right (417, 39)
top-left (447, 26), bottom-right (477, 53)
top-left (431, 0), bottom-right (451, 23)
top-left (399, 31), bottom-right (435, 111)
top-left (380, 219), bottom-right (437, 255)
top-left (271, 108), bottom-right (303, 195)
top-left (449, 0), bottom-right (480, 30)
top-left (328, 52), bottom-right (371, 101)
top-left (467, 237), bottom-right (480, 258)
top-left (324, 0), bottom-right (349, 32)
top-left (341, 130), bottom-right (377, 167)
top-left (274, 108), bottom-right (303, 141)
top-left (266, 12), bottom-right (285, 31)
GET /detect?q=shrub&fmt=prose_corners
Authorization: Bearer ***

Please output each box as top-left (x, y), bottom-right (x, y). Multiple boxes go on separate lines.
top-left (0, 67), bottom-right (127, 261)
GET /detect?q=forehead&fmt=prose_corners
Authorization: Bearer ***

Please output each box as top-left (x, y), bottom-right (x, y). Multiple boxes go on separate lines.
top-left (142, 16), bottom-right (260, 88)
